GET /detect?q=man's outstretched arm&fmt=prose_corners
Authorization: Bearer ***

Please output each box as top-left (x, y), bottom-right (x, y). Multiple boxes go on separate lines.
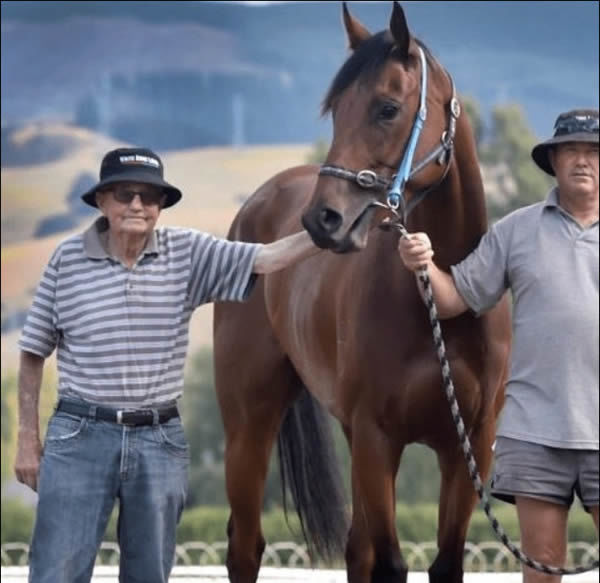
top-left (253, 230), bottom-right (322, 274)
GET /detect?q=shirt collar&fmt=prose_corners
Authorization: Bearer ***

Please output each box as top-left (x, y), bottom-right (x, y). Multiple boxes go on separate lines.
top-left (544, 186), bottom-right (599, 229)
top-left (543, 187), bottom-right (560, 209)
top-left (83, 217), bottom-right (159, 259)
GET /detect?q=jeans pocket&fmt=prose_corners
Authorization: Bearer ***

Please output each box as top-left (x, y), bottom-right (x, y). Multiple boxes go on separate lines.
top-left (44, 412), bottom-right (88, 446)
top-left (156, 419), bottom-right (190, 458)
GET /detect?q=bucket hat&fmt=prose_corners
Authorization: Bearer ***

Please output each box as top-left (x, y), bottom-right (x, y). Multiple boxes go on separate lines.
top-left (81, 147), bottom-right (182, 208)
top-left (531, 109), bottom-right (599, 176)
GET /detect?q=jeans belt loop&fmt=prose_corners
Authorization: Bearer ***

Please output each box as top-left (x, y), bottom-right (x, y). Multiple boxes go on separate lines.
top-left (152, 409), bottom-right (159, 426)
top-left (116, 410), bottom-right (124, 424)
top-left (89, 405), bottom-right (97, 421)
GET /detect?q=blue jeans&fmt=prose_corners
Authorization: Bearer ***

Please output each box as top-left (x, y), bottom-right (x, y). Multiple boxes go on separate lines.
top-left (29, 406), bottom-right (190, 583)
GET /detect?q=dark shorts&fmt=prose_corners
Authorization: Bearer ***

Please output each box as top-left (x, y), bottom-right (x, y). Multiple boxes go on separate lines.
top-left (491, 437), bottom-right (599, 512)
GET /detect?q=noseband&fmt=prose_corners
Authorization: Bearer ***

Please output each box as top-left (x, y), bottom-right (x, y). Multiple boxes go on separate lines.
top-left (319, 46), bottom-right (461, 220)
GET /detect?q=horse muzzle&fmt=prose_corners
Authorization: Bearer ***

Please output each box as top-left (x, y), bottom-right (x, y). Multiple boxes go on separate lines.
top-left (302, 203), bottom-right (374, 253)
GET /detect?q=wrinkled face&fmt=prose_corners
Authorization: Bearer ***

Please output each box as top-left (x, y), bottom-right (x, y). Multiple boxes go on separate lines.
top-left (96, 181), bottom-right (165, 238)
top-left (550, 142), bottom-right (599, 198)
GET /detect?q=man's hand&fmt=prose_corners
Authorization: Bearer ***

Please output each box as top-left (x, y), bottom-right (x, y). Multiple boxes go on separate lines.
top-left (15, 432), bottom-right (42, 492)
top-left (397, 231), bottom-right (469, 318)
top-left (397, 232), bottom-right (434, 271)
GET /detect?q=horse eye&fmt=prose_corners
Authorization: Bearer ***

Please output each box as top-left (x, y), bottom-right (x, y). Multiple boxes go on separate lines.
top-left (378, 104), bottom-right (399, 121)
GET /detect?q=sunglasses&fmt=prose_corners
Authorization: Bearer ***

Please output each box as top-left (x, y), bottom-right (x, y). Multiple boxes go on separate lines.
top-left (112, 188), bottom-right (164, 206)
top-left (554, 115), bottom-right (599, 137)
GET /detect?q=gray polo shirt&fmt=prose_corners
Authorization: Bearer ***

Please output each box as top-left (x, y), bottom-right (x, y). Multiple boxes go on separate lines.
top-left (451, 189), bottom-right (599, 449)
top-left (19, 218), bottom-right (263, 408)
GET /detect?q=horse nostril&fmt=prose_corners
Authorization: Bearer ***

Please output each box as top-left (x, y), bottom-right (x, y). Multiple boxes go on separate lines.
top-left (319, 208), bottom-right (342, 234)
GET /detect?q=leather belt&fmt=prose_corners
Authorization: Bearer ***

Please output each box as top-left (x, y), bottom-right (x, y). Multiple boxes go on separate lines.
top-left (56, 399), bottom-right (179, 427)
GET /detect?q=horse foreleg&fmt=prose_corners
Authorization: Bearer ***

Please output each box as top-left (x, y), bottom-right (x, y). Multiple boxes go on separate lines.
top-left (224, 421), bottom-right (278, 583)
top-left (215, 295), bottom-right (300, 582)
top-left (347, 422), bottom-right (407, 583)
top-left (429, 419), bottom-right (495, 583)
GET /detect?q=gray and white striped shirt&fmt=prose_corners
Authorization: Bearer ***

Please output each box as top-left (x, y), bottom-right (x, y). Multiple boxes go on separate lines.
top-left (19, 218), bottom-right (262, 408)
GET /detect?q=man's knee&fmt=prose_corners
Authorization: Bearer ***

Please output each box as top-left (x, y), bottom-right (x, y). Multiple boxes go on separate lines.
top-left (516, 496), bottom-right (568, 573)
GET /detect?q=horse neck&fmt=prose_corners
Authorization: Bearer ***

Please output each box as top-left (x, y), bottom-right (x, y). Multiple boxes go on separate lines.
top-left (408, 113), bottom-right (489, 269)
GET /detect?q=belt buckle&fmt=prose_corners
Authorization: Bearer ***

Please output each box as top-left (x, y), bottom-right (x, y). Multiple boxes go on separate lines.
top-left (116, 410), bottom-right (137, 425)
top-left (116, 409), bottom-right (153, 426)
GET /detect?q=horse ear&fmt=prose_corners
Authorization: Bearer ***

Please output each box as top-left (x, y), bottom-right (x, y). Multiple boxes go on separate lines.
top-left (342, 2), bottom-right (371, 50)
top-left (390, 1), bottom-right (411, 59)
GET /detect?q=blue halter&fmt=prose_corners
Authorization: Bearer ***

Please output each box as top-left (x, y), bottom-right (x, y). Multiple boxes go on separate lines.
top-left (318, 45), bottom-right (460, 220)
top-left (386, 46), bottom-right (428, 211)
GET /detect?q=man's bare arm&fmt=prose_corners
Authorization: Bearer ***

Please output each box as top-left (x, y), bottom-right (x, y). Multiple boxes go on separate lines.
top-left (15, 351), bottom-right (45, 491)
top-left (398, 233), bottom-right (469, 319)
top-left (252, 230), bottom-right (322, 274)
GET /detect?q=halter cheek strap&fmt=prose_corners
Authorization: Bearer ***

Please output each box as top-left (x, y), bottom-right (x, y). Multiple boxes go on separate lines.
top-left (386, 46), bottom-right (429, 211)
top-left (319, 46), bottom-right (461, 221)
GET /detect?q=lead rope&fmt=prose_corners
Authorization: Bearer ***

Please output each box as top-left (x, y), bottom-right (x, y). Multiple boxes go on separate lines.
top-left (383, 214), bottom-right (599, 575)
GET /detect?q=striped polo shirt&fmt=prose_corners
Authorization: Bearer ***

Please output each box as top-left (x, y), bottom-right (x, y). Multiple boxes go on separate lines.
top-left (19, 217), bottom-right (262, 408)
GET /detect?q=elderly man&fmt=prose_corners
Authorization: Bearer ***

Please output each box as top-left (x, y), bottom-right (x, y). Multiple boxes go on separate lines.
top-left (398, 109), bottom-right (599, 583)
top-left (15, 147), bottom-right (322, 582)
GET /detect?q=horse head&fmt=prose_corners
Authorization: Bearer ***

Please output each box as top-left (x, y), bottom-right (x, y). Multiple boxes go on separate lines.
top-left (302, 1), bottom-right (460, 252)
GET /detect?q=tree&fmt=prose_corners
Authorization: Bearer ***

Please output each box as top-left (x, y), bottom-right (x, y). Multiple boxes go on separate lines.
top-left (483, 104), bottom-right (553, 217)
top-left (461, 95), bottom-right (484, 151)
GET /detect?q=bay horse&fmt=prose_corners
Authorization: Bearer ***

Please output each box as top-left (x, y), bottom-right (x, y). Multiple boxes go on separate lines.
top-left (213, 2), bottom-right (511, 582)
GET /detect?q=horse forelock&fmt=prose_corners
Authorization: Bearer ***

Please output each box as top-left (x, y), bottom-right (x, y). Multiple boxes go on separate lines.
top-left (322, 32), bottom-right (391, 116)
top-left (322, 34), bottom-right (438, 116)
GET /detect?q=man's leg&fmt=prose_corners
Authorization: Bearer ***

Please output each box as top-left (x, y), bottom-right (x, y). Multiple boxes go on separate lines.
top-left (118, 418), bottom-right (189, 583)
top-left (516, 496), bottom-right (569, 583)
top-left (29, 412), bottom-right (121, 583)
top-left (577, 448), bottom-right (599, 534)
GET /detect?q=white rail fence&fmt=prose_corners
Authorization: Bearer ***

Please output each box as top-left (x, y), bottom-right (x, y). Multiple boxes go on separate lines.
top-left (1, 566), bottom-right (599, 583)
top-left (2, 540), bottom-right (598, 572)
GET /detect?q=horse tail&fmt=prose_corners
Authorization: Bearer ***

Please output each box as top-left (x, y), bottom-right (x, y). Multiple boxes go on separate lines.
top-left (277, 383), bottom-right (349, 563)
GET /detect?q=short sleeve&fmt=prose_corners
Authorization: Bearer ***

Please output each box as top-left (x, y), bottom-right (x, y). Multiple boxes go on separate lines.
top-left (450, 219), bottom-right (511, 316)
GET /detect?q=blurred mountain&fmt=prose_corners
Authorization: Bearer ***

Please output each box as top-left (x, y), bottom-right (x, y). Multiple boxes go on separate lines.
top-left (2, 1), bottom-right (598, 161)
